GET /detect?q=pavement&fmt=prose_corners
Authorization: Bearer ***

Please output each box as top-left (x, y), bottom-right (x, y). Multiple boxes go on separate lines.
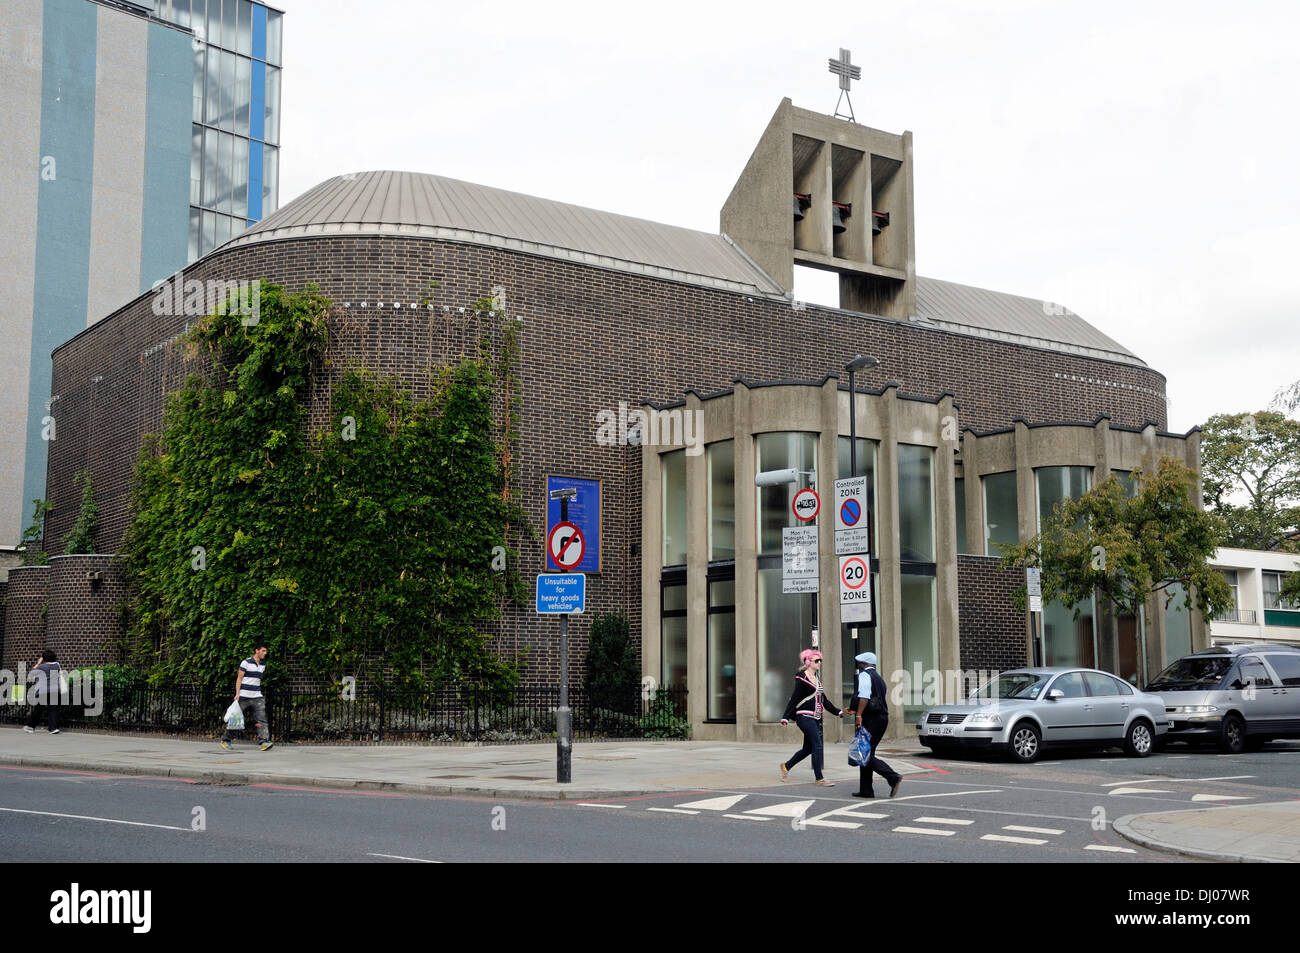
top-left (2, 725), bottom-right (1297, 862)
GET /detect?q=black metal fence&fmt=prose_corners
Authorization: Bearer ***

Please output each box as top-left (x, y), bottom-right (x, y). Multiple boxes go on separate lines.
top-left (1, 683), bottom-right (689, 744)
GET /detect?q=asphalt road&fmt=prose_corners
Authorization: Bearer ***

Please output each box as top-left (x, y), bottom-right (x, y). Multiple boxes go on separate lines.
top-left (3, 741), bottom-right (1295, 864)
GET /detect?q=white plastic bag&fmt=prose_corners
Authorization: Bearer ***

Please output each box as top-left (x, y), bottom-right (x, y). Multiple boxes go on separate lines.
top-left (224, 701), bottom-right (245, 730)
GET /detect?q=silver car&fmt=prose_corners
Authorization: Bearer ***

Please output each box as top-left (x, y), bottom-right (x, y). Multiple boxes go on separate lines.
top-left (1145, 643), bottom-right (1300, 752)
top-left (916, 667), bottom-right (1170, 763)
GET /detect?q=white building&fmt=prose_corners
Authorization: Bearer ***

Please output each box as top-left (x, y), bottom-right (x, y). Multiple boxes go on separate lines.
top-left (1208, 547), bottom-right (1300, 647)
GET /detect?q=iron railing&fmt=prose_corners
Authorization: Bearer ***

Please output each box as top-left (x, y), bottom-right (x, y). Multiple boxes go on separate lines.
top-left (0, 683), bottom-right (689, 744)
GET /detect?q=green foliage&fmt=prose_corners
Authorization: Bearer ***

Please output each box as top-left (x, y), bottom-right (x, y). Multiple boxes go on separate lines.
top-left (18, 499), bottom-right (51, 566)
top-left (1000, 457), bottom-right (1233, 620)
top-left (1200, 411), bottom-right (1300, 550)
top-left (583, 610), bottom-right (639, 714)
top-left (64, 471), bottom-right (98, 555)
top-left (640, 691), bottom-right (691, 739)
top-left (124, 281), bottom-right (529, 692)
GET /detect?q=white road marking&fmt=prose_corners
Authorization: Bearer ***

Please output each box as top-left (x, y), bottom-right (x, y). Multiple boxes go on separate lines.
top-left (982, 834), bottom-right (1048, 845)
top-left (1108, 787), bottom-right (1175, 795)
top-left (1102, 778), bottom-right (1173, 787)
top-left (801, 819), bottom-right (862, 829)
top-left (576, 802), bottom-right (626, 809)
top-left (894, 826), bottom-right (955, 836)
top-left (1190, 775), bottom-right (1255, 782)
top-left (1084, 845), bottom-right (1136, 854)
top-left (368, 853), bottom-right (442, 863)
top-left (1004, 825), bottom-right (1064, 835)
top-left (647, 808), bottom-right (699, 815)
top-left (1191, 794), bottom-right (1251, 802)
top-left (1167, 755), bottom-right (1192, 759)
top-left (0, 807), bottom-right (188, 831)
top-left (804, 806), bottom-right (889, 826)
top-left (678, 794), bottom-right (747, 811)
top-left (914, 816), bottom-right (973, 825)
top-left (889, 789), bottom-right (1002, 802)
top-left (724, 813), bottom-right (770, 821)
top-left (745, 799), bottom-right (816, 818)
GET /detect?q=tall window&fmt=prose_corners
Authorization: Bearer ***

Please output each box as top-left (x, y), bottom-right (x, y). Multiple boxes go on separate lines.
top-left (982, 471), bottom-right (1018, 556)
top-left (756, 433), bottom-right (816, 553)
top-left (900, 572), bottom-right (937, 722)
top-left (1214, 570), bottom-right (1240, 622)
top-left (1264, 571), bottom-right (1297, 610)
top-left (662, 450), bottom-right (686, 567)
top-left (1038, 467), bottom-right (1094, 665)
top-left (661, 576), bottom-right (687, 688)
top-left (954, 477), bottom-right (968, 554)
top-left (898, 444), bottom-right (934, 563)
top-left (707, 576), bottom-right (736, 721)
top-left (707, 441), bottom-right (735, 561)
top-left (1164, 582), bottom-right (1192, 660)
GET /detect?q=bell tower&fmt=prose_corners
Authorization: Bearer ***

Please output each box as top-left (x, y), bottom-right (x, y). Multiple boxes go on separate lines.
top-left (720, 98), bottom-right (916, 320)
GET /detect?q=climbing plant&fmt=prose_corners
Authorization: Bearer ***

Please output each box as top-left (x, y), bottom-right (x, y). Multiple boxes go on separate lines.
top-left (123, 282), bottom-right (529, 691)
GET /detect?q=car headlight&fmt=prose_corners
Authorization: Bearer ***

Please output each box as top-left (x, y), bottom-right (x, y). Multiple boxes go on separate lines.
top-left (1171, 705), bottom-right (1218, 714)
top-left (965, 710), bottom-right (1003, 726)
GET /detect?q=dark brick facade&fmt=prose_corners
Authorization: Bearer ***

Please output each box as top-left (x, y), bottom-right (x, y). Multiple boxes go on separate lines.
top-left (44, 555), bottom-right (129, 668)
top-left (957, 555), bottom-right (1030, 673)
top-left (38, 234), bottom-right (1169, 688)
top-left (3, 566), bottom-right (50, 671)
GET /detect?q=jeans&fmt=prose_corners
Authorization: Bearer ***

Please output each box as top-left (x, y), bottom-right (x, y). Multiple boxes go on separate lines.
top-left (784, 714), bottom-right (825, 780)
top-left (223, 696), bottom-right (270, 743)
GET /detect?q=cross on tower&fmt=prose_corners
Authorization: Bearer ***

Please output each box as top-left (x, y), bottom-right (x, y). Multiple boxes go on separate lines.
top-left (828, 48), bottom-right (861, 122)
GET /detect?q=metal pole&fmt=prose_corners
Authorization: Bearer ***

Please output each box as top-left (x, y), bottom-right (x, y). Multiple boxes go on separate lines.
top-left (849, 367), bottom-right (857, 651)
top-left (1031, 610), bottom-right (1042, 666)
top-left (557, 495), bottom-right (573, 783)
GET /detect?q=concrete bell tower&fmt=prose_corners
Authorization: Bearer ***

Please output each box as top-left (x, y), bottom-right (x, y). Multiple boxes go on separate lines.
top-left (720, 98), bottom-right (916, 320)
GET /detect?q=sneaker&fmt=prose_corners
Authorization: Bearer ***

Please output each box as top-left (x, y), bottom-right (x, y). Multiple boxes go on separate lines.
top-left (889, 779), bottom-right (903, 798)
top-left (219, 741), bottom-right (232, 750)
top-left (815, 778), bottom-right (835, 786)
top-left (50, 729), bottom-right (60, 735)
top-left (23, 726), bottom-right (34, 734)
top-left (259, 741), bottom-right (274, 751)
top-left (779, 762), bottom-right (789, 782)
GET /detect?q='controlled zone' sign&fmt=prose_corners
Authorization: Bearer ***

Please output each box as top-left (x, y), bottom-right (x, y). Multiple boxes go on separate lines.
top-left (839, 554), bottom-right (872, 623)
top-left (834, 476), bottom-right (870, 555)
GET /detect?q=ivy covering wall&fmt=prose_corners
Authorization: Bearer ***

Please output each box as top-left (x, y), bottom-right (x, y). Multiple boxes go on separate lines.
top-left (124, 282), bottom-right (529, 691)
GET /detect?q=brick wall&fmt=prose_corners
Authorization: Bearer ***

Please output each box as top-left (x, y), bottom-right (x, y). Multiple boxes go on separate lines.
top-left (957, 555), bottom-right (1028, 673)
top-left (41, 234), bottom-right (1171, 688)
top-left (45, 555), bottom-right (128, 668)
top-left (3, 566), bottom-right (50, 670)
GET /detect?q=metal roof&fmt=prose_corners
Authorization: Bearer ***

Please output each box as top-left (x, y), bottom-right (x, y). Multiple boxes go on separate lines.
top-left (913, 276), bottom-right (1144, 366)
top-left (224, 170), bottom-right (785, 297)
top-left (223, 170), bottom-right (1144, 366)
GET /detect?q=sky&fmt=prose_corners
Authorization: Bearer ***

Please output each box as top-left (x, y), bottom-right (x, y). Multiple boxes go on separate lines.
top-left (278, 0), bottom-right (1300, 434)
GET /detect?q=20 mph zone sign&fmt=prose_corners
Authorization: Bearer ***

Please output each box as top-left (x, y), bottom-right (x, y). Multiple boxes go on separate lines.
top-left (839, 554), bottom-right (872, 623)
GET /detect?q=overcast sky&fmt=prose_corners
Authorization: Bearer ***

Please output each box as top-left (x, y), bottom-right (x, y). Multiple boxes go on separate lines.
top-left (279, 0), bottom-right (1299, 433)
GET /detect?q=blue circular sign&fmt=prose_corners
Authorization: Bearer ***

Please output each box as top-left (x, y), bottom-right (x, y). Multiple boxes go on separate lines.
top-left (840, 498), bottom-right (861, 527)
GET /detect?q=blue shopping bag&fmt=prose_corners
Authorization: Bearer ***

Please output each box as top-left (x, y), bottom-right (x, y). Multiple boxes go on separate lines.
top-left (848, 726), bottom-right (872, 767)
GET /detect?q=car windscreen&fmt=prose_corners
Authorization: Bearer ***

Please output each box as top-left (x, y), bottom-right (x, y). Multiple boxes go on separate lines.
top-left (971, 673), bottom-right (1051, 700)
top-left (1144, 656), bottom-right (1233, 691)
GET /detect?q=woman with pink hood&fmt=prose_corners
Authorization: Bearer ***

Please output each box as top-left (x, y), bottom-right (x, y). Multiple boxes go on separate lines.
top-left (778, 649), bottom-right (848, 785)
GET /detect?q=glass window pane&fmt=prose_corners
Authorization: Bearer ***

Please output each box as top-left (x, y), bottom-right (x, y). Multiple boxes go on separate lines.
top-left (263, 66), bottom-right (280, 145)
top-left (188, 207), bottom-right (199, 262)
top-left (220, 49), bottom-right (235, 130)
top-left (756, 432), bottom-right (816, 554)
top-left (707, 586), bottom-right (735, 721)
top-left (1037, 466), bottom-right (1091, 530)
top-left (204, 47), bottom-right (219, 124)
top-left (955, 477), bottom-right (967, 554)
top-left (758, 566), bottom-right (813, 721)
top-left (236, 0), bottom-right (252, 57)
top-left (707, 441), bottom-right (734, 561)
top-left (192, 45), bottom-right (204, 122)
top-left (900, 573), bottom-right (936, 722)
top-left (1164, 583), bottom-right (1192, 659)
top-left (662, 450), bottom-right (686, 566)
top-left (837, 436), bottom-right (876, 552)
top-left (266, 10), bottom-right (282, 66)
top-left (219, 131), bottom-right (234, 213)
top-left (898, 444), bottom-right (934, 563)
top-left (234, 55), bottom-right (251, 138)
top-left (222, 0), bottom-right (236, 51)
top-left (663, 583), bottom-right (687, 613)
top-left (661, 614), bottom-right (687, 690)
top-left (1112, 469), bottom-right (1137, 497)
top-left (232, 135), bottom-right (248, 219)
top-left (206, 0), bottom-right (221, 51)
top-left (262, 144), bottom-right (278, 212)
top-left (171, 0), bottom-right (193, 30)
top-left (190, 125), bottom-right (202, 205)
top-left (201, 209), bottom-right (216, 255)
top-left (201, 127), bottom-right (219, 207)
top-left (1044, 595), bottom-right (1096, 667)
top-left (983, 471), bottom-right (1018, 556)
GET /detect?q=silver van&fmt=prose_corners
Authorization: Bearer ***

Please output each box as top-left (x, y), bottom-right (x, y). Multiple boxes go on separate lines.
top-left (1144, 643), bottom-right (1300, 752)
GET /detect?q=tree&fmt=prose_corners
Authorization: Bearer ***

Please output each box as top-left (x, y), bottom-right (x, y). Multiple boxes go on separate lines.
top-left (1001, 457), bottom-right (1233, 621)
top-left (1200, 411), bottom-right (1300, 550)
top-left (584, 610), bottom-right (639, 714)
top-left (17, 499), bottom-right (52, 566)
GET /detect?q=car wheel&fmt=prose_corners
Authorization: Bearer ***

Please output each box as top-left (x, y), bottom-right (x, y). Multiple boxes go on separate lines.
top-left (1008, 721), bottom-right (1041, 763)
top-left (1123, 719), bottom-right (1154, 758)
top-left (1218, 713), bottom-right (1246, 754)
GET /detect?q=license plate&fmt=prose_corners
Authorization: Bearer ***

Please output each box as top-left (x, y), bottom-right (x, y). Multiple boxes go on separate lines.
top-left (929, 725), bottom-right (954, 736)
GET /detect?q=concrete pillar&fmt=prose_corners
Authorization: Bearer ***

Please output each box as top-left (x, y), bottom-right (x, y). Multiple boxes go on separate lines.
top-left (818, 377), bottom-right (844, 740)
top-left (935, 395), bottom-right (960, 702)
top-left (878, 384), bottom-right (903, 739)
top-left (640, 419), bottom-right (663, 694)
top-left (684, 391), bottom-right (708, 730)
top-left (1014, 420), bottom-right (1036, 662)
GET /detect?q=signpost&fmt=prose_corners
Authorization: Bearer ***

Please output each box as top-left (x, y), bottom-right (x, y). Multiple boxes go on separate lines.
top-left (544, 485), bottom-right (587, 783)
top-left (1026, 567), bottom-right (1043, 666)
top-left (839, 554), bottom-right (872, 623)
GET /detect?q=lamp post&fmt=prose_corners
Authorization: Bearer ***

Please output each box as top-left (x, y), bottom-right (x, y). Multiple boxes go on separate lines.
top-left (843, 355), bottom-right (878, 660)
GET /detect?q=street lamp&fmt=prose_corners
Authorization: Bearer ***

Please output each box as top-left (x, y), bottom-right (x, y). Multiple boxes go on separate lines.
top-left (843, 354), bottom-right (879, 478)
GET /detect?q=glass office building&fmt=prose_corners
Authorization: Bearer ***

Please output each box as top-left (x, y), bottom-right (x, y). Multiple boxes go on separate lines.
top-left (150, 0), bottom-right (283, 258)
